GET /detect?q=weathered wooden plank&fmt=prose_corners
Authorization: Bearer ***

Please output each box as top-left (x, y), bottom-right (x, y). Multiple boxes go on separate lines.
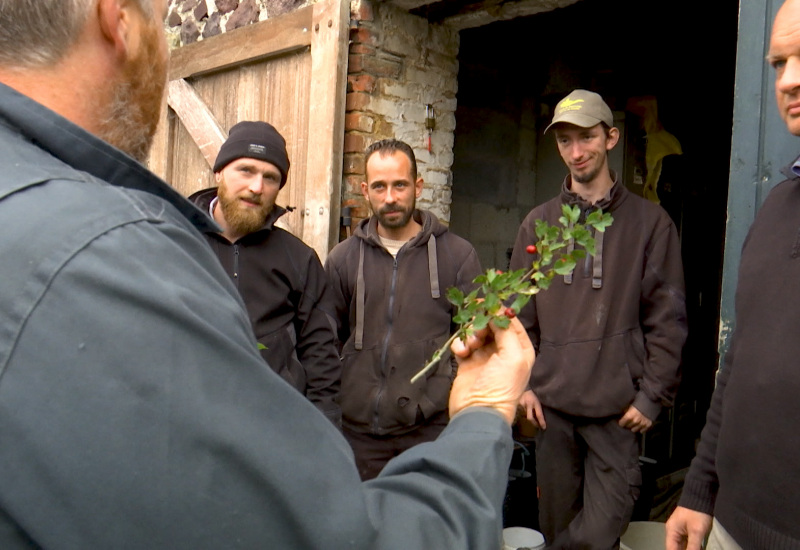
top-left (146, 92), bottom-right (171, 180)
top-left (303, 0), bottom-right (349, 260)
top-left (167, 79), bottom-right (226, 170)
top-left (168, 6), bottom-right (314, 81)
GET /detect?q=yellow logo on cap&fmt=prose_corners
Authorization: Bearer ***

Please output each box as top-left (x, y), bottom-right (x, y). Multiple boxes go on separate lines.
top-left (558, 98), bottom-right (584, 113)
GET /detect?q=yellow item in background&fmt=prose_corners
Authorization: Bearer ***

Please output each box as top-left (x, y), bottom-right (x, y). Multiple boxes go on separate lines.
top-left (626, 96), bottom-right (682, 204)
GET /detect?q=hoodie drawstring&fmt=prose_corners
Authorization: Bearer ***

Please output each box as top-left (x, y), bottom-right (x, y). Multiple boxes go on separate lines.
top-left (427, 235), bottom-right (440, 299)
top-left (355, 241), bottom-right (366, 350)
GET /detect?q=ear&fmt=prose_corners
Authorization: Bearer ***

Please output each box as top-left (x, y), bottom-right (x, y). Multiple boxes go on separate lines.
top-left (360, 181), bottom-right (369, 200)
top-left (215, 171), bottom-right (222, 183)
top-left (96, 0), bottom-right (136, 61)
top-left (414, 177), bottom-right (424, 198)
top-left (605, 127), bottom-right (620, 151)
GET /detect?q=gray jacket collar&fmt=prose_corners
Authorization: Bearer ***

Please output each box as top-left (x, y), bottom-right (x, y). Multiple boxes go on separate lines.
top-left (0, 82), bottom-right (217, 234)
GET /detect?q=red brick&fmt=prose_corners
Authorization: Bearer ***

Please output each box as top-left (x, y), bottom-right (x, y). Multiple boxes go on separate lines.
top-left (343, 153), bottom-right (366, 174)
top-left (362, 55), bottom-right (402, 78)
top-left (350, 27), bottom-right (377, 46)
top-left (348, 54), bottom-right (363, 74)
top-left (344, 175), bottom-right (364, 194)
top-left (350, 0), bottom-right (374, 22)
top-left (349, 43), bottom-right (376, 55)
top-left (345, 92), bottom-right (370, 111)
top-left (347, 74), bottom-right (375, 93)
top-left (345, 112), bottom-right (374, 133)
top-left (344, 133), bottom-right (367, 154)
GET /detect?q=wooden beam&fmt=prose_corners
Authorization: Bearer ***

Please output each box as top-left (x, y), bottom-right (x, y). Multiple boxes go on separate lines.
top-left (168, 6), bottom-right (314, 81)
top-left (167, 79), bottom-right (227, 170)
top-left (303, 0), bottom-right (349, 260)
top-left (146, 89), bottom-right (171, 180)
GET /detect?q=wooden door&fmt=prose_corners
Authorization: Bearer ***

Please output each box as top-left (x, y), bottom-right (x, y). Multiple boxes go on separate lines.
top-left (148, 0), bottom-right (349, 260)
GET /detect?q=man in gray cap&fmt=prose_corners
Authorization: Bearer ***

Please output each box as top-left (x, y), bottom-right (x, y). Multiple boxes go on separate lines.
top-left (509, 89), bottom-right (687, 548)
top-left (189, 121), bottom-right (342, 426)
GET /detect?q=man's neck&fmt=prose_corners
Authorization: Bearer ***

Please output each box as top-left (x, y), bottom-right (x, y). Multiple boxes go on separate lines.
top-left (570, 170), bottom-right (615, 205)
top-left (376, 218), bottom-right (422, 242)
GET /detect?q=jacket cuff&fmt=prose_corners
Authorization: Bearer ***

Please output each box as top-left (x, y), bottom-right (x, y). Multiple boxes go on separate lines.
top-left (677, 473), bottom-right (717, 516)
top-left (631, 392), bottom-right (661, 422)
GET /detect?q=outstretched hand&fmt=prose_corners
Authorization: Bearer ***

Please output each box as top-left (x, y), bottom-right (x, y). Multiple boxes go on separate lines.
top-left (449, 318), bottom-right (535, 425)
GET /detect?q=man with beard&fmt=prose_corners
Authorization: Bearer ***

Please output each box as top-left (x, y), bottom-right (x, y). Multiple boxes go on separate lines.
top-left (509, 89), bottom-right (687, 548)
top-left (325, 139), bottom-right (483, 480)
top-left (189, 121), bottom-right (341, 426)
top-left (0, 1), bottom-right (538, 547)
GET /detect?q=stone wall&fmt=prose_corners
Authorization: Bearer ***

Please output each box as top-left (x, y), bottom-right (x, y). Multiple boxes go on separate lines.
top-left (344, 0), bottom-right (460, 226)
top-left (166, 0), bottom-right (307, 46)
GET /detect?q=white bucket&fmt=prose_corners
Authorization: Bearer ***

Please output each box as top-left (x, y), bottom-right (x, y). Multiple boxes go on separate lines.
top-left (619, 521), bottom-right (666, 550)
top-left (502, 527), bottom-right (546, 550)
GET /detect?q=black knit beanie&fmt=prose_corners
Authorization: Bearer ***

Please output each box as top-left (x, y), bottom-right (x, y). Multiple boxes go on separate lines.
top-left (213, 121), bottom-right (290, 187)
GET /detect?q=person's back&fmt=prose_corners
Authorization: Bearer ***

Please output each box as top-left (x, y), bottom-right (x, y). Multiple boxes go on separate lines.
top-left (0, 1), bottom-right (536, 547)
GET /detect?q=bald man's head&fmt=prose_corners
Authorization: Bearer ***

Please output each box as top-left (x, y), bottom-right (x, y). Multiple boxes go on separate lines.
top-left (770, 0), bottom-right (800, 135)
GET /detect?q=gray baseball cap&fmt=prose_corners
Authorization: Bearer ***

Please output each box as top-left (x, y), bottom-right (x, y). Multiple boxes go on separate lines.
top-left (545, 89), bottom-right (613, 133)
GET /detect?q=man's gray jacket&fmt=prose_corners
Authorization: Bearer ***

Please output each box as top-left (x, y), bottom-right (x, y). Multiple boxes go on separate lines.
top-left (0, 82), bottom-right (513, 549)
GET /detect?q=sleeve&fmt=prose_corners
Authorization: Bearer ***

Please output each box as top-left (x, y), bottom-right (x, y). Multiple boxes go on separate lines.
top-left (323, 243), bottom-right (353, 349)
top-left (293, 249), bottom-right (342, 427)
top-left (634, 218), bottom-right (688, 421)
top-left (0, 220), bottom-right (514, 549)
top-left (677, 343), bottom-right (732, 515)
top-left (509, 215), bottom-right (541, 351)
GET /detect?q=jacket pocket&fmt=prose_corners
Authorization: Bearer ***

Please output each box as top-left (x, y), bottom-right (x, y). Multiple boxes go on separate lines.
top-left (259, 325), bottom-right (306, 393)
top-left (534, 330), bottom-right (640, 417)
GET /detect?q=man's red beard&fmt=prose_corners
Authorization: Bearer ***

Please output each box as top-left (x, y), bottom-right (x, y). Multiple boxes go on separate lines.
top-left (96, 18), bottom-right (167, 162)
top-left (217, 177), bottom-right (274, 237)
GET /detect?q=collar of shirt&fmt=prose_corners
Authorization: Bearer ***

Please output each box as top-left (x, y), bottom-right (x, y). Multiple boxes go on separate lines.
top-left (0, 82), bottom-right (218, 234)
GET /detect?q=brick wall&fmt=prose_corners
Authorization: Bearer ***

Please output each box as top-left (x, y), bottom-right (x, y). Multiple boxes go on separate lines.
top-left (345, 0), bottom-right (460, 227)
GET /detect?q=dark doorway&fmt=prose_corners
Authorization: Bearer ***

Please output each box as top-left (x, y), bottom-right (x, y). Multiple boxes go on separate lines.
top-left (450, 0), bottom-right (740, 523)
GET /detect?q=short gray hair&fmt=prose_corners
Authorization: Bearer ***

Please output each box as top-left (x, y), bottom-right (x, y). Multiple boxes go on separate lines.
top-left (0, 0), bottom-right (153, 68)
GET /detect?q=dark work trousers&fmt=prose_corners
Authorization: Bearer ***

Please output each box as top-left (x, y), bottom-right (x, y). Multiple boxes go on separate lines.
top-left (343, 412), bottom-right (448, 481)
top-left (536, 407), bottom-right (641, 550)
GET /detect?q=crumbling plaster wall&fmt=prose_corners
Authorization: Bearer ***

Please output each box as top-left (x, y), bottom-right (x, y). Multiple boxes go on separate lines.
top-left (166, 0), bottom-right (461, 229)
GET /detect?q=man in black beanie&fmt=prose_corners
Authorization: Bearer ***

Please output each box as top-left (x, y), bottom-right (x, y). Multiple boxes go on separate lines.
top-left (189, 121), bottom-right (342, 426)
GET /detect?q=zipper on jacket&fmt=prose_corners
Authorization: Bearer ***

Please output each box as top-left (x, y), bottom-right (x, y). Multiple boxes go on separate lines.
top-left (233, 245), bottom-right (240, 288)
top-left (372, 254), bottom-right (399, 431)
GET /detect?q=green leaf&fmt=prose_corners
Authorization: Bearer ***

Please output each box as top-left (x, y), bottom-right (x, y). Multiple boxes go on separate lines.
top-left (446, 287), bottom-right (464, 307)
top-left (492, 315), bottom-right (511, 329)
top-left (483, 292), bottom-right (500, 313)
top-left (472, 312), bottom-right (491, 331)
top-left (554, 257), bottom-right (576, 275)
top-left (511, 294), bottom-right (531, 312)
top-left (453, 310), bottom-right (472, 325)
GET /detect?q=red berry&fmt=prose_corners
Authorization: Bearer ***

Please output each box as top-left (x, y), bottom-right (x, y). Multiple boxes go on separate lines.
top-left (496, 269), bottom-right (504, 275)
top-left (526, 245), bottom-right (537, 254)
top-left (560, 258), bottom-right (567, 263)
top-left (504, 307), bottom-right (516, 319)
